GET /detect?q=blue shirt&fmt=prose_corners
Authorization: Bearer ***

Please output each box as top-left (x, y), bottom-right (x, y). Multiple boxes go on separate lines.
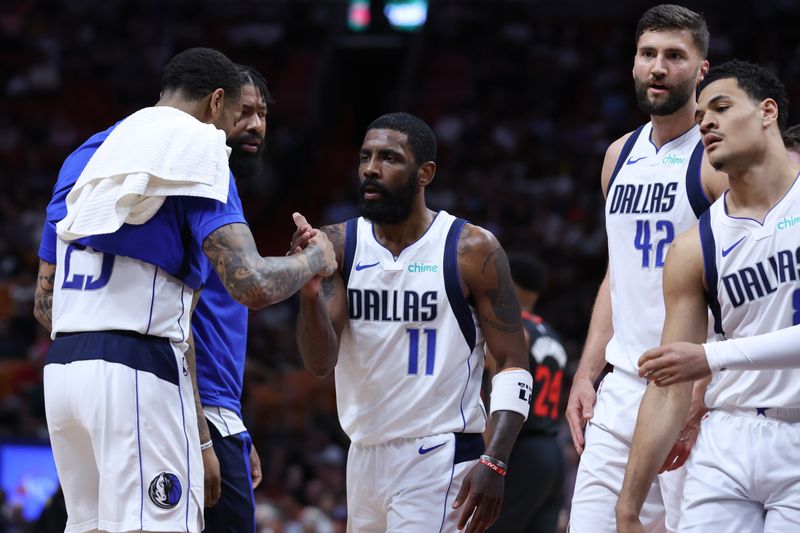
top-left (39, 122), bottom-right (246, 291)
top-left (193, 270), bottom-right (248, 415)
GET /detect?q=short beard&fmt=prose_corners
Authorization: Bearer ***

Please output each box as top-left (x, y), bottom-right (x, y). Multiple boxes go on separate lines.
top-left (358, 171), bottom-right (418, 225)
top-left (228, 143), bottom-right (265, 182)
top-left (634, 72), bottom-right (697, 117)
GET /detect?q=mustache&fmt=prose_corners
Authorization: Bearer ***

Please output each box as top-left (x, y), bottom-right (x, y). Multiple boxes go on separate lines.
top-left (359, 179), bottom-right (391, 196)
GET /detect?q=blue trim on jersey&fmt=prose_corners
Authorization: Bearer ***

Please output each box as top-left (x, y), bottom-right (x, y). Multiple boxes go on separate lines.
top-left (145, 266), bottom-right (158, 335)
top-left (342, 218), bottom-right (358, 286)
top-left (443, 218), bottom-right (476, 351)
top-left (136, 371), bottom-right (144, 530)
top-left (46, 331), bottom-right (180, 386)
top-left (607, 125), bottom-right (645, 191)
top-left (686, 140), bottom-right (711, 218)
top-left (698, 212), bottom-right (725, 336)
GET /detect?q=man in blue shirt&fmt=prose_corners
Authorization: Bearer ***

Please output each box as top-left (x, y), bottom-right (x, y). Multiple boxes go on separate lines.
top-left (195, 65), bottom-right (273, 533)
top-left (34, 48), bottom-right (335, 533)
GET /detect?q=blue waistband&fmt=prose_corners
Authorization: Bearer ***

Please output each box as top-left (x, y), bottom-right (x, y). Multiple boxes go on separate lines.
top-left (47, 330), bottom-right (180, 386)
top-left (454, 433), bottom-right (485, 464)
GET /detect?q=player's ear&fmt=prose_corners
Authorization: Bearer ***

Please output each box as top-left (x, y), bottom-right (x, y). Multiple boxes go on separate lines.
top-left (208, 88), bottom-right (225, 119)
top-left (417, 161), bottom-right (436, 187)
top-left (760, 98), bottom-right (779, 129)
top-left (697, 59), bottom-right (709, 84)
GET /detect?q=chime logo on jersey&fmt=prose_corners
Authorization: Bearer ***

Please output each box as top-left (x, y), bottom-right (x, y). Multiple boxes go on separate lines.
top-left (777, 214), bottom-right (800, 231)
top-left (607, 181), bottom-right (678, 215)
top-left (148, 472), bottom-right (182, 509)
top-left (722, 246), bottom-right (800, 307)
top-left (407, 261), bottom-right (439, 273)
top-left (348, 289), bottom-right (437, 322)
top-left (661, 153), bottom-right (687, 165)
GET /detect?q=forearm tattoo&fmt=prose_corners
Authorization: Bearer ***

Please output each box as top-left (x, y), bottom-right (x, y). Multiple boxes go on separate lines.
top-left (204, 223), bottom-right (316, 307)
top-left (35, 269), bottom-right (55, 330)
top-left (482, 248), bottom-right (522, 333)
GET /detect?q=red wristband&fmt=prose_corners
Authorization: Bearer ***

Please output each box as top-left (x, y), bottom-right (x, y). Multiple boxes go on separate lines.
top-left (479, 458), bottom-right (507, 477)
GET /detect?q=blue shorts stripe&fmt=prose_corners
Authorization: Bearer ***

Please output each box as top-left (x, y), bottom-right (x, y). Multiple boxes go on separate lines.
top-left (46, 331), bottom-right (180, 386)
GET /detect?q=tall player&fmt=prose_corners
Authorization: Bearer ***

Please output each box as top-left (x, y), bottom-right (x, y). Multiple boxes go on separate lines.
top-left (487, 254), bottom-right (566, 533)
top-left (193, 65), bottom-right (274, 533)
top-left (294, 112), bottom-right (531, 533)
top-left (33, 48), bottom-right (335, 533)
top-left (617, 60), bottom-right (800, 533)
top-left (566, 5), bottom-right (728, 532)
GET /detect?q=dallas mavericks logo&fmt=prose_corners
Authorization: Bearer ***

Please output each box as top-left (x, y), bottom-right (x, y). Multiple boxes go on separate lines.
top-left (148, 472), bottom-right (182, 509)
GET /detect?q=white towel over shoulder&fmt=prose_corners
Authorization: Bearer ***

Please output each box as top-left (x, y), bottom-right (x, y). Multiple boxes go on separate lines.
top-left (56, 106), bottom-right (232, 241)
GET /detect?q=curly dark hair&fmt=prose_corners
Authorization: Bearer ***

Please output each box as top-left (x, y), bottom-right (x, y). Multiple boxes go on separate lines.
top-left (238, 65), bottom-right (275, 105)
top-left (783, 124), bottom-right (800, 150)
top-left (160, 47), bottom-right (244, 104)
top-left (699, 59), bottom-right (789, 131)
top-left (366, 112), bottom-right (437, 165)
top-left (636, 4), bottom-right (709, 58)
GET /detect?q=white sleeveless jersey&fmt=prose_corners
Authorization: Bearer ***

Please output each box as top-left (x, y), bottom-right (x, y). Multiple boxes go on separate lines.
top-left (604, 123), bottom-right (710, 375)
top-left (52, 237), bottom-right (193, 346)
top-left (701, 176), bottom-right (800, 409)
top-left (336, 211), bottom-right (487, 445)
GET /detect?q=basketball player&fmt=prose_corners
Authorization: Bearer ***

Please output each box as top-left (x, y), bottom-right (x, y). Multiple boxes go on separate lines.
top-left (193, 65), bottom-right (273, 533)
top-left (631, 124), bottom-right (800, 386)
top-left (486, 254), bottom-right (565, 533)
top-left (617, 59), bottom-right (800, 533)
top-left (293, 112), bottom-right (531, 533)
top-left (566, 5), bottom-right (729, 532)
top-left (33, 48), bottom-right (335, 533)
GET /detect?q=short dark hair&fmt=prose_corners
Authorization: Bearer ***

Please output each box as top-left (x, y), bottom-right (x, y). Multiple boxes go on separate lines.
top-left (783, 124), bottom-right (800, 150)
top-left (699, 59), bottom-right (789, 132)
top-left (636, 4), bottom-right (709, 58)
top-left (238, 65), bottom-right (275, 105)
top-left (508, 254), bottom-right (547, 294)
top-left (367, 112), bottom-right (437, 165)
top-left (160, 47), bottom-right (244, 104)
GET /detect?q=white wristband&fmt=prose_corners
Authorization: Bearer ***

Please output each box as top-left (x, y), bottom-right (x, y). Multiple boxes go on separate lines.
top-left (200, 440), bottom-right (213, 451)
top-left (490, 368), bottom-right (533, 420)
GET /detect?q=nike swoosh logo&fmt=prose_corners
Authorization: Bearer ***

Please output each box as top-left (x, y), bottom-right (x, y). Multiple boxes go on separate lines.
top-left (626, 156), bottom-right (646, 165)
top-left (355, 261), bottom-right (380, 271)
top-left (721, 236), bottom-right (746, 257)
top-left (418, 442), bottom-right (446, 455)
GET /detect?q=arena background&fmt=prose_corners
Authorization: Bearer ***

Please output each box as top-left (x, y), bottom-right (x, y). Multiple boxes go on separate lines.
top-left (0, 0), bottom-right (799, 531)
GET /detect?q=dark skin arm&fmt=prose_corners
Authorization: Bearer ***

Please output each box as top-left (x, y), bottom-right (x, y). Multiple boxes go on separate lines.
top-left (452, 224), bottom-right (529, 533)
top-left (202, 221), bottom-right (336, 310)
top-left (185, 289), bottom-right (221, 507)
top-left (295, 220), bottom-right (348, 378)
top-left (34, 259), bottom-right (56, 331)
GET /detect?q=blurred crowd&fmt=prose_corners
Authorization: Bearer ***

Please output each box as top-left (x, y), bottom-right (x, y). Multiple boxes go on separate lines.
top-left (1, 0), bottom-right (800, 531)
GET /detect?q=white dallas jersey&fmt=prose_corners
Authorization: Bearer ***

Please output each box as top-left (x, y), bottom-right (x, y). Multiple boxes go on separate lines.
top-left (52, 238), bottom-right (193, 345)
top-left (605, 123), bottom-right (710, 375)
top-left (701, 176), bottom-right (800, 409)
top-left (336, 211), bottom-right (487, 445)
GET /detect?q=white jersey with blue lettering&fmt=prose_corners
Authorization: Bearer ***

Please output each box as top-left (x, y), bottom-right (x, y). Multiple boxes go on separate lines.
top-left (336, 211), bottom-right (487, 445)
top-left (604, 123), bottom-right (710, 376)
top-left (700, 176), bottom-right (800, 409)
top-left (52, 237), bottom-right (193, 346)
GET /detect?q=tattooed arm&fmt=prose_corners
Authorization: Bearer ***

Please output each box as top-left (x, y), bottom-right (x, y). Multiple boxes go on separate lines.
top-left (296, 223), bottom-right (349, 377)
top-left (34, 260), bottom-right (56, 331)
top-left (452, 223), bottom-right (529, 533)
top-left (203, 222), bottom-right (336, 310)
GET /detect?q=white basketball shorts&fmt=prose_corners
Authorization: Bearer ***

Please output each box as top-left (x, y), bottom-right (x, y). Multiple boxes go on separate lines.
top-left (679, 409), bottom-right (800, 532)
top-left (570, 369), bottom-right (685, 533)
top-left (346, 432), bottom-right (485, 533)
top-left (44, 331), bottom-right (203, 533)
